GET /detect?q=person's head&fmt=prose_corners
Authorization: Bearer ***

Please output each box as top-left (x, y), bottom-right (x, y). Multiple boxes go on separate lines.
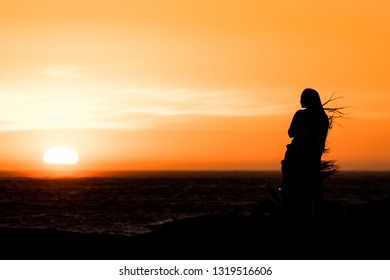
top-left (300, 88), bottom-right (322, 109)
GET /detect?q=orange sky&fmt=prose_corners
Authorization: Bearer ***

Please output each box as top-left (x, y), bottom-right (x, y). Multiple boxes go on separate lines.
top-left (1, 0), bottom-right (390, 172)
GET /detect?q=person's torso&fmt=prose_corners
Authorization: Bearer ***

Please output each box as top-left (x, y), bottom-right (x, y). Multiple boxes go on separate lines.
top-left (291, 110), bottom-right (328, 149)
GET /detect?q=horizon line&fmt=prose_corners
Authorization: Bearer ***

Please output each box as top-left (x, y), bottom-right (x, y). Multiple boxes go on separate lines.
top-left (0, 169), bottom-right (389, 178)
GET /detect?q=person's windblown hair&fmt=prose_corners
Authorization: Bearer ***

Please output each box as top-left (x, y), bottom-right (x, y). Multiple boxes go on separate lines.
top-left (320, 94), bottom-right (348, 179)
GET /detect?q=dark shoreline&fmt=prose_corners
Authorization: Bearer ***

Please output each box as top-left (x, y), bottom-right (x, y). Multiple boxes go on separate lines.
top-left (1, 197), bottom-right (389, 260)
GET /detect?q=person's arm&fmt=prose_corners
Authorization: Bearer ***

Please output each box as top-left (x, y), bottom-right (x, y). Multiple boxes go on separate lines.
top-left (288, 110), bottom-right (303, 138)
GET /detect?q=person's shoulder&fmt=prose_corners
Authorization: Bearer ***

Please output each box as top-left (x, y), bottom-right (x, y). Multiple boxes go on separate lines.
top-left (293, 109), bottom-right (306, 118)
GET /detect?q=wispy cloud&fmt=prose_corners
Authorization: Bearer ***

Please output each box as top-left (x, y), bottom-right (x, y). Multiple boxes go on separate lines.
top-left (39, 64), bottom-right (84, 79)
top-left (104, 87), bottom-right (293, 116)
top-left (0, 86), bottom-right (292, 131)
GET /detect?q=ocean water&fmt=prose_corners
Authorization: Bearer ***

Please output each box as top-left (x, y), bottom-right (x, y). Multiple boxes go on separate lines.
top-left (0, 171), bottom-right (389, 236)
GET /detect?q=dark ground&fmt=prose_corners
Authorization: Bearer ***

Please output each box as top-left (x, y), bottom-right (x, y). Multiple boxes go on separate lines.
top-left (1, 197), bottom-right (389, 260)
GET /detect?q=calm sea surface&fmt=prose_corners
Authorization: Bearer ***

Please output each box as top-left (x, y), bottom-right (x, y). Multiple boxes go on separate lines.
top-left (0, 171), bottom-right (389, 236)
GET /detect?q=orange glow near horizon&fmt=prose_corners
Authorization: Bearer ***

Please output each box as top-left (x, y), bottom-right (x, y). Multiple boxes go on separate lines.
top-left (1, 0), bottom-right (390, 172)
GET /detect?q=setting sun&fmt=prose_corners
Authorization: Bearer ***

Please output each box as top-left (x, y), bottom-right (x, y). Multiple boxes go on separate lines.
top-left (43, 146), bottom-right (79, 165)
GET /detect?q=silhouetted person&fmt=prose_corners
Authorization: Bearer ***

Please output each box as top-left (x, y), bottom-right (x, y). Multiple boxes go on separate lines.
top-left (281, 88), bottom-right (329, 219)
